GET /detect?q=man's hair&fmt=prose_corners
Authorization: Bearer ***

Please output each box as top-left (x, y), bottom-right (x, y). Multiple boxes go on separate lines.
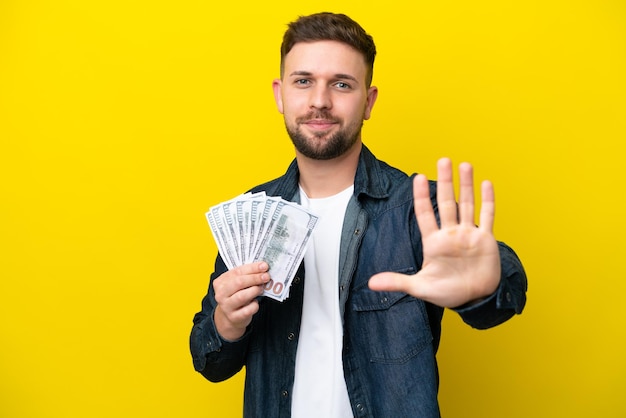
top-left (280, 12), bottom-right (377, 87)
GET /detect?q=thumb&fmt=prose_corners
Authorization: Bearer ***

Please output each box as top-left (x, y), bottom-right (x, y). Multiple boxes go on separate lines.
top-left (369, 272), bottom-right (419, 294)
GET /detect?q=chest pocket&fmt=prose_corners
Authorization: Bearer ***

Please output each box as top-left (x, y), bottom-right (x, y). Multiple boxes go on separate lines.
top-left (350, 285), bottom-right (433, 364)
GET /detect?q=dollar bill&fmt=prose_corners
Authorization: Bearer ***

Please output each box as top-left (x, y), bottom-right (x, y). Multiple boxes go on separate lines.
top-left (205, 193), bottom-right (318, 301)
top-left (251, 201), bottom-right (318, 301)
top-left (206, 206), bottom-right (237, 270)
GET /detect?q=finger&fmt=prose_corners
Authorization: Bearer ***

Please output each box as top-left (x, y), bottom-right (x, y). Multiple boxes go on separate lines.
top-left (229, 284), bottom-right (265, 309)
top-left (368, 272), bottom-right (421, 296)
top-left (214, 297), bottom-right (260, 340)
top-left (232, 261), bottom-right (270, 283)
top-left (217, 262), bottom-right (270, 296)
top-left (235, 261), bottom-right (269, 275)
top-left (413, 174), bottom-right (438, 237)
top-left (216, 275), bottom-right (266, 311)
top-left (232, 297), bottom-right (261, 321)
top-left (479, 180), bottom-right (495, 232)
top-left (435, 158), bottom-right (458, 228)
top-left (458, 162), bottom-right (475, 226)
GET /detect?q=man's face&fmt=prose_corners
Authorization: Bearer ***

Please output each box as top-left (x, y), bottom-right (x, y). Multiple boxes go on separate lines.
top-left (273, 40), bottom-right (378, 160)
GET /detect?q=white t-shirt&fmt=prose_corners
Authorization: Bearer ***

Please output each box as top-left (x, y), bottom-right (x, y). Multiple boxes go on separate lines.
top-left (291, 185), bottom-right (354, 418)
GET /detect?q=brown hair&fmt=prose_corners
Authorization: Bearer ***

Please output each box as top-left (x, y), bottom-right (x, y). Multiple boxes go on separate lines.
top-left (280, 12), bottom-right (377, 87)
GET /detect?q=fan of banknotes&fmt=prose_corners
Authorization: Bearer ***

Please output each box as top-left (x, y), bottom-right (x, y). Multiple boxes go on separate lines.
top-left (206, 192), bottom-right (319, 302)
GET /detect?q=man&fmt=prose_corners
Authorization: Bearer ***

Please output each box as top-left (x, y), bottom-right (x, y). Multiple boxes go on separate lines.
top-left (190, 12), bottom-right (527, 418)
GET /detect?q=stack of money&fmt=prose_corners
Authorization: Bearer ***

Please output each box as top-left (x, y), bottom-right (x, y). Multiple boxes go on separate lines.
top-left (206, 192), bottom-right (319, 302)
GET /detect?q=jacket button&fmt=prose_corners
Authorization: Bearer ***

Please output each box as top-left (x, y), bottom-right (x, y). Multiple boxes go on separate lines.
top-left (293, 276), bottom-right (301, 284)
top-left (281, 390), bottom-right (289, 397)
top-left (287, 332), bottom-right (295, 341)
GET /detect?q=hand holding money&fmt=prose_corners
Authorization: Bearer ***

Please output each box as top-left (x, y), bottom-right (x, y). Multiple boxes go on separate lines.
top-left (206, 192), bottom-right (318, 302)
top-left (212, 261), bottom-right (270, 341)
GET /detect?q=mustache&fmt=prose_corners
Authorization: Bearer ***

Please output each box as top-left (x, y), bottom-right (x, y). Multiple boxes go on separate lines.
top-left (296, 111), bottom-right (340, 123)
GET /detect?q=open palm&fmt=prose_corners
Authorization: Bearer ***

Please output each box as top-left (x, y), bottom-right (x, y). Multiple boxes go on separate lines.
top-left (369, 158), bottom-right (501, 308)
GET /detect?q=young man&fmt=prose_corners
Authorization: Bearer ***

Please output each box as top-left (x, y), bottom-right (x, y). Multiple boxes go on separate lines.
top-left (190, 12), bottom-right (527, 418)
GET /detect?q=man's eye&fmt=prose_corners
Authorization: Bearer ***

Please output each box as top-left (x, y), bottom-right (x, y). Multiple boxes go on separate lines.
top-left (295, 79), bottom-right (310, 85)
top-left (335, 82), bottom-right (351, 89)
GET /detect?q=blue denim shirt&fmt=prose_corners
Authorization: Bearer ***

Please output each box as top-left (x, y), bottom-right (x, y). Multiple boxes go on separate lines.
top-left (190, 145), bottom-right (527, 417)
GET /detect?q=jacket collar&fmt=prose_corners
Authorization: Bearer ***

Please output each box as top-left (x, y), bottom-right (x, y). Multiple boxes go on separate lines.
top-left (353, 144), bottom-right (392, 200)
top-left (273, 144), bottom-right (392, 202)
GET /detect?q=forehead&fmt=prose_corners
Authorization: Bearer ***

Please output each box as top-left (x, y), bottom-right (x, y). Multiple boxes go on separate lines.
top-left (283, 40), bottom-right (368, 81)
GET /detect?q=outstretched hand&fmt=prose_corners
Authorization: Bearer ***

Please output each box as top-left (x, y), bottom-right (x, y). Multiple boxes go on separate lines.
top-left (368, 158), bottom-right (501, 308)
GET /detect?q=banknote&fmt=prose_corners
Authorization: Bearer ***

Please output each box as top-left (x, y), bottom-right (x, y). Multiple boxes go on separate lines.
top-left (205, 193), bottom-right (318, 301)
top-left (251, 201), bottom-right (318, 301)
top-left (207, 206), bottom-right (238, 270)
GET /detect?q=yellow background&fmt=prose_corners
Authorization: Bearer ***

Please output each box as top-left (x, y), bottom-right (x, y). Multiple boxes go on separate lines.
top-left (1, 0), bottom-right (625, 417)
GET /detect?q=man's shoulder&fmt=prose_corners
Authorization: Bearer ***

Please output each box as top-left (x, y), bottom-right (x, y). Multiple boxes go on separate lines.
top-left (358, 149), bottom-right (438, 214)
top-left (246, 159), bottom-right (299, 199)
top-left (248, 176), bottom-right (284, 195)
top-left (360, 151), bottom-right (413, 197)
top-left (368, 153), bottom-right (436, 199)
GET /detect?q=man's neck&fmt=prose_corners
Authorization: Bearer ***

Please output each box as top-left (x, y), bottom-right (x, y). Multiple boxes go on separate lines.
top-left (296, 142), bottom-right (361, 199)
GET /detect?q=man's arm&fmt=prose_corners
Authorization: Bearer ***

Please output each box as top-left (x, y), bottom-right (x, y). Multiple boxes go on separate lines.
top-left (190, 257), bottom-right (270, 381)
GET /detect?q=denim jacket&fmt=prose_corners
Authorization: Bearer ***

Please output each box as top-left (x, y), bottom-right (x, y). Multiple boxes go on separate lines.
top-left (190, 145), bottom-right (527, 418)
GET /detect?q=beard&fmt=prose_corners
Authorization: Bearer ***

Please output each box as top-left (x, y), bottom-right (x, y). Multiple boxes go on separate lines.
top-left (285, 110), bottom-right (364, 160)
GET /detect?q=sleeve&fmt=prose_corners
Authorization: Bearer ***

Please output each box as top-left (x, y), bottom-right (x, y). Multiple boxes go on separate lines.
top-left (453, 241), bottom-right (528, 329)
top-left (189, 254), bottom-right (251, 382)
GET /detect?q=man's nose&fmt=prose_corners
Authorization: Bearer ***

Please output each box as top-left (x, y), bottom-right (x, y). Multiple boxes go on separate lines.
top-left (309, 85), bottom-right (332, 110)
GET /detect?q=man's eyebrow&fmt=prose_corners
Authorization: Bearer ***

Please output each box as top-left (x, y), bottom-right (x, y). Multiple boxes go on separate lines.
top-left (288, 71), bottom-right (313, 77)
top-left (288, 71), bottom-right (359, 83)
top-left (334, 73), bottom-right (359, 83)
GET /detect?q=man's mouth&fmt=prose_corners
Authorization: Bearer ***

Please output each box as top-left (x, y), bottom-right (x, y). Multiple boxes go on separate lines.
top-left (303, 119), bottom-right (337, 130)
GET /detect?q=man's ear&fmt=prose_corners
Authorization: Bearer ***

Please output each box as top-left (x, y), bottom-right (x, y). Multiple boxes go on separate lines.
top-left (272, 79), bottom-right (284, 114)
top-left (363, 85), bottom-right (378, 120)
